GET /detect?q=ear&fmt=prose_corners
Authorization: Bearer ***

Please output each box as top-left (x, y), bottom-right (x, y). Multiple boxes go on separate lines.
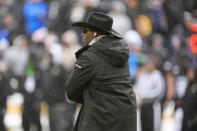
top-left (93, 32), bottom-right (97, 37)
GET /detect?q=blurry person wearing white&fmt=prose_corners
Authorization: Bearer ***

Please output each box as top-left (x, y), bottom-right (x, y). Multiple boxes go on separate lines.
top-left (61, 30), bottom-right (81, 71)
top-left (61, 30), bottom-right (82, 125)
top-left (4, 35), bottom-right (29, 79)
top-left (134, 54), bottom-right (165, 131)
top-left (124, 29), bottom-right (143, 78)
top-left (44, 33), bottom-right (63, 66)
top-left (108, 1), bottom-right (132, 36)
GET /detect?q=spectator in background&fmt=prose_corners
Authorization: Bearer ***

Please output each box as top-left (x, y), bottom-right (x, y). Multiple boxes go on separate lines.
top-left (23, 0), bottom-right (49, 35)
top-left (44, 33), bottom-right (63, 65)
top-left (124, 29), bottom-right (143, 79)
top-left (40, 49), bottom-right (75, 131)
top-left (4, 0), bottom-right (25, 42)
top-left (0, 0), bottom-right (25, 45)
top-left (182, 0), bottom-right (197, 16)
top-left (163, 35), bottom-right (183, 101)
top-left (61, 30), bottom-right (81, 71)
top-left (148, 0), bottom-right (168, 34)
top-left (108, 0), bottom-right (132, 36)
top-left (3, 14), bottom-right (18, 43)
top-left (162, 0), bottom-right (184, 34)
top-left (134, 14), bottom-right (153, 40)
top-left (0, 74), bottom-right (12, 131)
top-left (22, 42), bottom-right (44, 131)
top-left (0, 0), bottom-right (10, 45)
top-left (47, 0), bottom-right (73, 36)
top-left (0, 52), bottom-right (13, 131)
top-left (173, 56), bottom-right (189, 131)
top-left (181, 67), bottom-right (197, 131)
top-left (150, 33), bottom-right (168, 73)
top-left (4, 35), bottom-right (29, 78)
top-left (43, 33), bottom-right (77, 130)
top-left (134, 54), bottom-right (165, 131)
top-left (61, 29), bottom-right (82, 125)
top-left (3, 35), bottom-right (29, 92)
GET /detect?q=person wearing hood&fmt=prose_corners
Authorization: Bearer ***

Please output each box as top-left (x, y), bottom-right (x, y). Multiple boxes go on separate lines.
top-left (65, 12), bottom-right (137, 131)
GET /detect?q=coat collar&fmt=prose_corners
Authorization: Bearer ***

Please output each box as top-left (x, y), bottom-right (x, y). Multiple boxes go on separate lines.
top-left (75, 35), bottom-right (107, 59)
top-left (88, 35), bottom-right (106, 46)
top-left (75, 45), bottom-right (90, 59)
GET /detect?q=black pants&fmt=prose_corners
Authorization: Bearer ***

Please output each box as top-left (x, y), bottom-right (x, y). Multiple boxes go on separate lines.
top-left (48, 102), bottom-right (75, 131)
top-left (0, 110), bottom-right (6, 131)
top-left (22, 101), bottom-right (41, 131)
top-left (141, 103), bottom-right (154, 131)
top-left (182, 115), bottom-right (197, 131)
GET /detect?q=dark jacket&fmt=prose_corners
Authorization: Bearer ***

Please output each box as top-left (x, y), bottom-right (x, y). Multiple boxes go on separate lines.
top-left (181, 80), bottom-right (197, 131)
top-left (0, 72), bottom-right (12, 109)
top-left (41, 64), bottom-right (68, 104)
top-left (65, 36), bottom-right (137, 131)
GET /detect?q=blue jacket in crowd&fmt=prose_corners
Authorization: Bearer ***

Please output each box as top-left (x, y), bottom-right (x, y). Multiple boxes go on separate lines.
top-left (23, 0), bottom-right (49, 35)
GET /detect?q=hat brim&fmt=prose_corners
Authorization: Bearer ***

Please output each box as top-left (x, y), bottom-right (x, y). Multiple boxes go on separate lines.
top-left (72, 22), bottom-right (122, 38)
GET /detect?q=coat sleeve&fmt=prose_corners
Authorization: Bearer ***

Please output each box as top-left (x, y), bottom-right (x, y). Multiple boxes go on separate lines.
top-left (65, 54), bottom-right (93, 103)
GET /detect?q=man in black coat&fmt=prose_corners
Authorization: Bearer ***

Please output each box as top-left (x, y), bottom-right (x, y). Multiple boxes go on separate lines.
top-left (65, 12), bottom-right (137, 131)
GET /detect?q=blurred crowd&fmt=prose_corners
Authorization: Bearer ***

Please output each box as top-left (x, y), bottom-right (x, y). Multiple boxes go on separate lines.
top-left (0, 0), bottom-right (197, 131)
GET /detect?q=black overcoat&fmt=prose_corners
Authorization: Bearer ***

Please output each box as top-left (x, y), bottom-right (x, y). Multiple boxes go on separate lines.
top-left (65, 36), bottom-right (137, 131)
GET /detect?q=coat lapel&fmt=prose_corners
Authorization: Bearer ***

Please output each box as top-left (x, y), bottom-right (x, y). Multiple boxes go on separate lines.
top-left (75, 45), bottom-right (90, 59)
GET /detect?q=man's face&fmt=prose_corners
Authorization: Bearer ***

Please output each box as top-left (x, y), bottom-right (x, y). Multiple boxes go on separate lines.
top-left (82, 28), bottom-right (95, 45)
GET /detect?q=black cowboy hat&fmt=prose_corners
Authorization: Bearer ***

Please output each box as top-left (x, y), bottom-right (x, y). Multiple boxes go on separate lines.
top-left (72, 12), bottom-right (122, 38)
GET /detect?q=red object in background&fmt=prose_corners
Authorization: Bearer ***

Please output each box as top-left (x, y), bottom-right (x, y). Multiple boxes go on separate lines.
top-left (191, 23), bottom-right (197, 32)
top-left (190, 23), bottom-right (197, 54)
top-left (190, 34), bottom-right (197, 54)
